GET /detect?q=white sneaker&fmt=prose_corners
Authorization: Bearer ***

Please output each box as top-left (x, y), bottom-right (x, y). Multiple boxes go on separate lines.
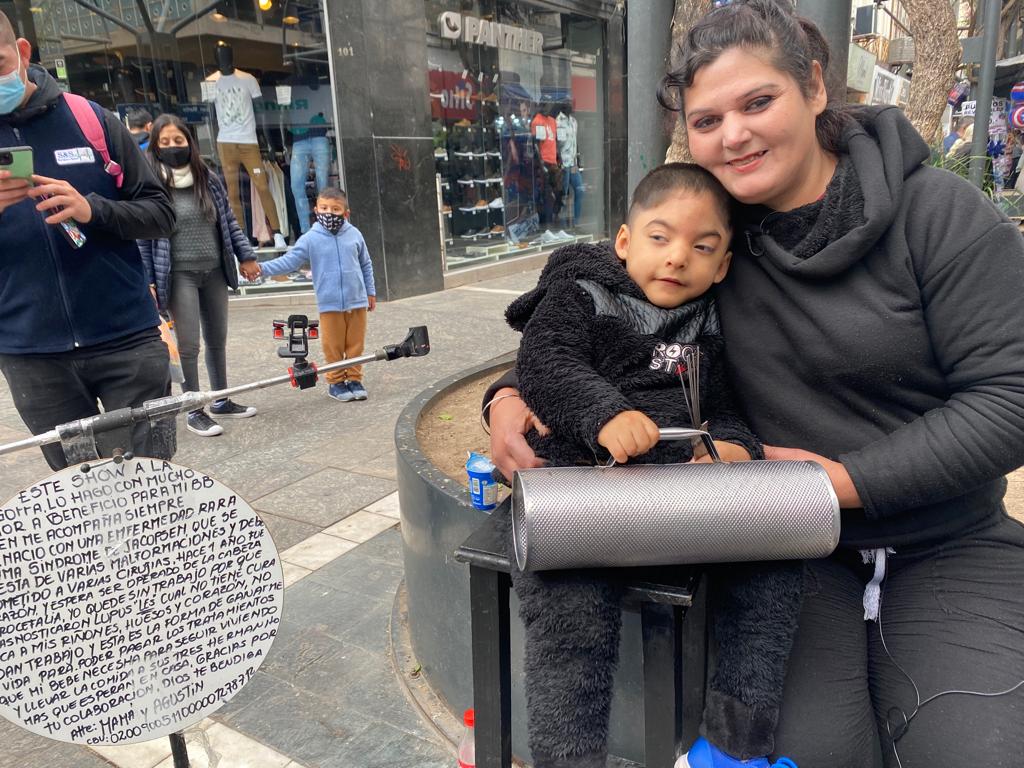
top-left (273, 232), bottom-right (287, 249)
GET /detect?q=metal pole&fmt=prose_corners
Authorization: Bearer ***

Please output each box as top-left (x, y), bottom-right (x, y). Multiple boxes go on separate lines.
top-left (169, 732), bottom-right (189, 768)
top-left (626, 0), bottom-right (674, 198)
top-left (970, 0), bottom-right (1003, 188)
top-left (794, 0), bottom-right (853, 98)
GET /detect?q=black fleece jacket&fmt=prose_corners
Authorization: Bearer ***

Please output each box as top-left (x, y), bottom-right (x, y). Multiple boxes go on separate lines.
top-left (508, 242), bottom-right (761, 467)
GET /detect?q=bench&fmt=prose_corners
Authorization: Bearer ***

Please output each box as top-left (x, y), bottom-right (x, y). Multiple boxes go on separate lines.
top-left (454, 511), bottom-right (708, 768)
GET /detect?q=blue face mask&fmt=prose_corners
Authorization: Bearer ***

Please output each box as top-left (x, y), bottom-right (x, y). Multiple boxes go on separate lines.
top-left (0, 59), bottom-right (26, 115)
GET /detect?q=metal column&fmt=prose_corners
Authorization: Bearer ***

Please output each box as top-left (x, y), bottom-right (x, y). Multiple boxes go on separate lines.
top-left (970, 0), bottom-right (1003, 188)
top-left (795, 0), bottom-right (854, 98)
top-left (626, 0), bottom-right (676, 198)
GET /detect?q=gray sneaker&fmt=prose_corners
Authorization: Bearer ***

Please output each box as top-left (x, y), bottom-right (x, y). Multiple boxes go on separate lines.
top-left (347, 381), bottom-right (368, 401)
top-left (328, 382), bottom-right (356, 402)
top-left (210, 399), bottom-right (258, 418)
top-left (186, 409), bottom-right (223, 436)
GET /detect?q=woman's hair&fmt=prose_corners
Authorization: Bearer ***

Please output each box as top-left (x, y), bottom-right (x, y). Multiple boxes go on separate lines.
top-left (658, 0), bottom-right (849, 153)
top-left (147, 113), bottom-right (216, 221)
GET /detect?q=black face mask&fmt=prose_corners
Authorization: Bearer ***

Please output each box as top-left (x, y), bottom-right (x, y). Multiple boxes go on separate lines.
top-left (156, 145), bottom-right (191, 169)
top-left (316, 211), bottom-right (345, 234)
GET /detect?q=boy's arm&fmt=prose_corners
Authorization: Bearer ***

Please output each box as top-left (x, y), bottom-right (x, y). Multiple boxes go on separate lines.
top-left (357, 236), bottom-right (376, 298)
top-left (699, 334), bottom-right (763, 461)
top-left (517, 282), bottom-right (635, 450)
top-left (260, 238), bottom-right (309, 276)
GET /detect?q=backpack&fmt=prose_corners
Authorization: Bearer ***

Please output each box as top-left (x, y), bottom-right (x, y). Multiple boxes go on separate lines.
top-left (62, 92), bottom-right (124, 189)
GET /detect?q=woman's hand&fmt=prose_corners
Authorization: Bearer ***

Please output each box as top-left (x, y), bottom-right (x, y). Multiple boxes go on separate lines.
top-left (488, 388), bottom-right (548, 478)
top-left (690, 440), bottom-right (752, 463)
top-left (239, 261), bottom-right (261, 281)
top-left (763, 444), bottom-right (863, 508)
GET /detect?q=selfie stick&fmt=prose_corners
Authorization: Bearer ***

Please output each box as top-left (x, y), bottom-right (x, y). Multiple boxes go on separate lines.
top-left (0, 325), bottom-right (430, 459)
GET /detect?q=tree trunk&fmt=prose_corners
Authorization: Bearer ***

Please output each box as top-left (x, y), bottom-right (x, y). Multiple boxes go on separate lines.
top-left (902, 0), bottom-right (962, 145)
top-left (665, 0), bottom-right (712, 162)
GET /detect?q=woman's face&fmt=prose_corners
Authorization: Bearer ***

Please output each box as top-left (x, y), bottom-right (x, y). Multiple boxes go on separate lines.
top-left (684, 47), bottom-right (830, 211)
top-left (157, 124), bottom-right (189, 149)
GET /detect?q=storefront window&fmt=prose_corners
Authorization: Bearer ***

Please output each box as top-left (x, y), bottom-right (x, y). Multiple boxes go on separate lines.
top-left (11, 0), bottom-right (340, 287)
top-left (426, 0), bottom-right (607, 271)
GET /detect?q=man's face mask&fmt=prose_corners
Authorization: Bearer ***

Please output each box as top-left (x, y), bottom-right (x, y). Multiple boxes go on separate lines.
top-left (316, 211), bottom-right (345, 234)
top-left (0, 55), bottom-right (26, 116)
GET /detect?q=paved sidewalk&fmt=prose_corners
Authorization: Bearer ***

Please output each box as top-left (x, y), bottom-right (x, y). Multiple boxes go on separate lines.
top-left (0, 270), bottom-right (540, 768)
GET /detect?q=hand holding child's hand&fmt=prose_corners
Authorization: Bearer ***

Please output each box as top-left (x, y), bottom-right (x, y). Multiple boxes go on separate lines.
top-left (597, 410), bottom-right (660, 464)
top-left (239, 261), bottom-right (261, 281)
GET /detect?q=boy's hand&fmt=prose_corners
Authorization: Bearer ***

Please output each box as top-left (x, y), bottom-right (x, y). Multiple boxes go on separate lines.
top-left (368, 295), bottom-right (376, 311)
top-left (690, 440), bottom-right (752, 464)
top-left (239, 261), bottom-right (261, 281)
top-left (597, 410), bottom-right (660, 464)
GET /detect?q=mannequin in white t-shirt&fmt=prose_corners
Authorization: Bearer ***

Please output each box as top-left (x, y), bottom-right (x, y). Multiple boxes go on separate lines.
top-left (205, 42), bottom-right (285, 247)
top-left (556, 103), bottom-right (583, 226)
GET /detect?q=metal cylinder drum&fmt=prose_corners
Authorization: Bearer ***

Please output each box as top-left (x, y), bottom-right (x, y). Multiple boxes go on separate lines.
top-left (512, 460), bottom-right (841, 571)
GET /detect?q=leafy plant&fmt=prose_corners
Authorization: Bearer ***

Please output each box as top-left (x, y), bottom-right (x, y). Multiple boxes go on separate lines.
top-left (929, 146), bottom-right (995, 197)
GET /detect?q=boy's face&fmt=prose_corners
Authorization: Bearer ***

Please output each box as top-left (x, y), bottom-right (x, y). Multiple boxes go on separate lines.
top-left (614, 191), bottom-right (732, 309)
top-left (316, 197), bottom-right (348, 217)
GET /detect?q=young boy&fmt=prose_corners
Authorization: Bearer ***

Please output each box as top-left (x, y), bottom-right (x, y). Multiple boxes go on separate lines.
top-left (257, 188), bottom-right (376, 402)
top-left (506, 163), bottom-right (800, 768)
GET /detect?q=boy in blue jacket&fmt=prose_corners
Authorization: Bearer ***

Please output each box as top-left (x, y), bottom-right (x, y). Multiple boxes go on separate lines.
top-left (257, 188), bottom-right (376, 401)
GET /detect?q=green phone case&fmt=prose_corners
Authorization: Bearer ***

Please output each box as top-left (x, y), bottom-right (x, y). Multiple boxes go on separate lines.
top-left (0, 146), bottom-right (34, 179)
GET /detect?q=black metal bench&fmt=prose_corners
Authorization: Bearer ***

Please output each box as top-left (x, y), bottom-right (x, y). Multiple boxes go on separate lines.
top-left (454, 511), bottom-right (708, 768)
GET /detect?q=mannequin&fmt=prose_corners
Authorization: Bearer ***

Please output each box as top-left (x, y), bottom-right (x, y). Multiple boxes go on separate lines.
top-left (531, 105), bottom-right (561, 224)
top-left (205, 42), bottom-right (286, 248)
top-left (556, 102), bottom-right (582, 226)
top-left (288, 63), bottom-right (332, 234)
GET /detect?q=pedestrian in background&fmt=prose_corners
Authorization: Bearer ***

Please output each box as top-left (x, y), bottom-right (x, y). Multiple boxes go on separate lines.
top-left (254, 187), bottom-right (376, 402)
top-left (137, 113), bottom-right (261, 437)
top-left (126, 107), bottom-right (153, 151)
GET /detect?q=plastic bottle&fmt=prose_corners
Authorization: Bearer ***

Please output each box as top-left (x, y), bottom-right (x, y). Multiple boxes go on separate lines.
top-left (457, 708), bottom-right (475, 768)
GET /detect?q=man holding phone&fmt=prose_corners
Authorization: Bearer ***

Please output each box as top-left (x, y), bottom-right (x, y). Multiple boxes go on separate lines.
top-left (0, 11), bottom-right (177, 470)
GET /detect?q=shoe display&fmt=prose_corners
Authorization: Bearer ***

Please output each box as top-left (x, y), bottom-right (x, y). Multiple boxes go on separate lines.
top-left (186, 409), bottom-right (223, 436)
top-left (347, 381), bottom-right (368, 400)
top-left (490, 225), bottom-right (505, 234)
top-left (209, 399), bottom-right (258, 418)
top-left (488, 197), bottom-right (504, 208)
top-left (675, 738), bottom-right (797, 768)
top-left (273, 232), bottom-right (288, 249)
top-left (474, 199), bottom-right (489, 208)
top-left (328, 382), bottom-right (356, 402)
top-left (454, 118), bottom-right (472, 128)
top-left (442, 204), bottom-right (452, 215)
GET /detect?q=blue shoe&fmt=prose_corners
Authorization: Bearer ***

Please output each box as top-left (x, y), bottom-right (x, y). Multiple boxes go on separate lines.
top-left (347, 381), bottom-right (368, 401)
top-left (675, 738), bottom-right (797, 768)
top-left (328, 382), bottom-right (355, 402)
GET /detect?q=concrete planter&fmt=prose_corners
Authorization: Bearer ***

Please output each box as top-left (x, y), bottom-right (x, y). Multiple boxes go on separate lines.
top-left (395, 357), bottom-right (653, 764)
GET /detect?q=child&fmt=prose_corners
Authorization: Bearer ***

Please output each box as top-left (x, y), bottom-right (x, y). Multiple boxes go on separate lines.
top-left (505, 163), bottom-right (800, 768)
top-left (257, 188), bottom-right (376, 401)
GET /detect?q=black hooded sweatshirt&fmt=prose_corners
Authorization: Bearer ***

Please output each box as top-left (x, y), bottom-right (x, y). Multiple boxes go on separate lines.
top-left (490, 106), bottom-right (1024, 550)
top-left (719, 105), bottom-right (1024, 549)
top-left (507, 242), bottom-right (761, 467)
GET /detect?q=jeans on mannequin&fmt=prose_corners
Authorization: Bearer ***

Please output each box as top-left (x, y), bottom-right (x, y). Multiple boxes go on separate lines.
top-left (562, 167), bottom-right (583, 224)
top-left (291, 137), bottom-right (331, 234)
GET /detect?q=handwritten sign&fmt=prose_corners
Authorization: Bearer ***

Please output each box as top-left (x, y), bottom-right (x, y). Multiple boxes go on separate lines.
top-left (0, 458), bottom-right (282, 745)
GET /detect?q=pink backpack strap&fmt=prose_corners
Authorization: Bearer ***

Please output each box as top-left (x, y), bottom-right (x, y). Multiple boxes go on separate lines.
top-left (63, 92), bottom-right (123, 189)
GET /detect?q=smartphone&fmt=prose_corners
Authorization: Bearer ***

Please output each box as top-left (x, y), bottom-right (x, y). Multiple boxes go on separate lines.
top-left (0, 146), bottom-right (33, 179)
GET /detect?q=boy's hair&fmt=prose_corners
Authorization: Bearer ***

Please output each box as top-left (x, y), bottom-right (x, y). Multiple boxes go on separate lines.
top-left (0, 11), bottom-right (17, 47)
top-left (628, 162), bottom-right (732, 226)
top-left (126, 108), bottom-right (153, 130)
top-left (317, 187), bottom-right (348, 204)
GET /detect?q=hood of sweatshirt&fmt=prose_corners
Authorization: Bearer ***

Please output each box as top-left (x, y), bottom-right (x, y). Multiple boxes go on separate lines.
top-left (740, 105), bottom-right (930, 280)
top-left (0, 65), bottom-right (64, 125)
top-left (507, 242), bottom-right (645, 331)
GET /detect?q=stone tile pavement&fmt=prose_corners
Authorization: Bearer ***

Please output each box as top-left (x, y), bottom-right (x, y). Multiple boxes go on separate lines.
top-left (0, 271), bottom-right (541, 768)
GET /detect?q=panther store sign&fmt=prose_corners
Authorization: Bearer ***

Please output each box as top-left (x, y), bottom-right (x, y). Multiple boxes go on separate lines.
top-left (438, 12), bottom-right (544, 55)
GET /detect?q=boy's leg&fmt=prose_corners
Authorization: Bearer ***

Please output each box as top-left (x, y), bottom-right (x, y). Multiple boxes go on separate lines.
top-left (702, 561), bottom-right (804, 759)
top-left (318, 311), bottom-right (348, 385)
top-left (342, 308), bottom-right (368, 383)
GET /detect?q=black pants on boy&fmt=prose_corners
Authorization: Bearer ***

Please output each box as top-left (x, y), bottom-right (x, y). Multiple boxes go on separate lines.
top-left (0, 335), bottom-right (174, 469)
top-left (502, 502), bottom-right (803, 766)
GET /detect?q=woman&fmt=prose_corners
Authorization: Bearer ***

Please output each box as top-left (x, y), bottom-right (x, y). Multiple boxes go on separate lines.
top-left (485, 1), bottom-right (1024, 766)
top-left (138, 114), bottom-right (262, 436)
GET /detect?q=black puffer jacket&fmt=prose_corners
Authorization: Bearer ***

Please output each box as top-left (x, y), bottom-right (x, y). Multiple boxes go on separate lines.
top-left (508, 242), bottom-right (761, 467)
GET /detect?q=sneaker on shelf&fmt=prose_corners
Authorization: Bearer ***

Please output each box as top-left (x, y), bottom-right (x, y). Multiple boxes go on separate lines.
top-left (675, 739), bottom-right (797, 768)
top-left (442, 204), bottom-right (452, 214)
top-left (488, 197), bottom-right (504, 208)
top-left (273, 232), bottom-right (288, 249)
top-left (555, 230), bottom-right (572, 239)
top-left (475, 199), bottom-right (489, 208)
top-left (454, 118), bottom-right (472, 127)
top-left (186, 409), bottom-right (223, 437)
top-left (539, 230), bottom-right (561, 245)
top-left (291, 272), bottom-right (313, 283)
top-left (328, 382), bottom-right (356, 402)
top-left (490, 225), bottom-right (505, 234)
top-left (347, 381), bottom-right (368, 401)
top-left (209, 399), bottom-right (258, 418)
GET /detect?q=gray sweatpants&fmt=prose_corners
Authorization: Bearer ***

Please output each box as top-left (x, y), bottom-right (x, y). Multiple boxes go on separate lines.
top-left (772, 513), bottom-right (1024, 767)
top-left (169, 267), bottom-right (230, 394)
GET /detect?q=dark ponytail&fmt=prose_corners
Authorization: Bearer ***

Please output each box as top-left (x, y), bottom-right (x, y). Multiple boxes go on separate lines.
top-left (658, 0), bottom-right (849, 154)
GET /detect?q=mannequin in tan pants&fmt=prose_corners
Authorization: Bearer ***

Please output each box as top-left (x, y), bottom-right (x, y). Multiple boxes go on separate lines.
top-left (217, 141), bottom-right (280, 234)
